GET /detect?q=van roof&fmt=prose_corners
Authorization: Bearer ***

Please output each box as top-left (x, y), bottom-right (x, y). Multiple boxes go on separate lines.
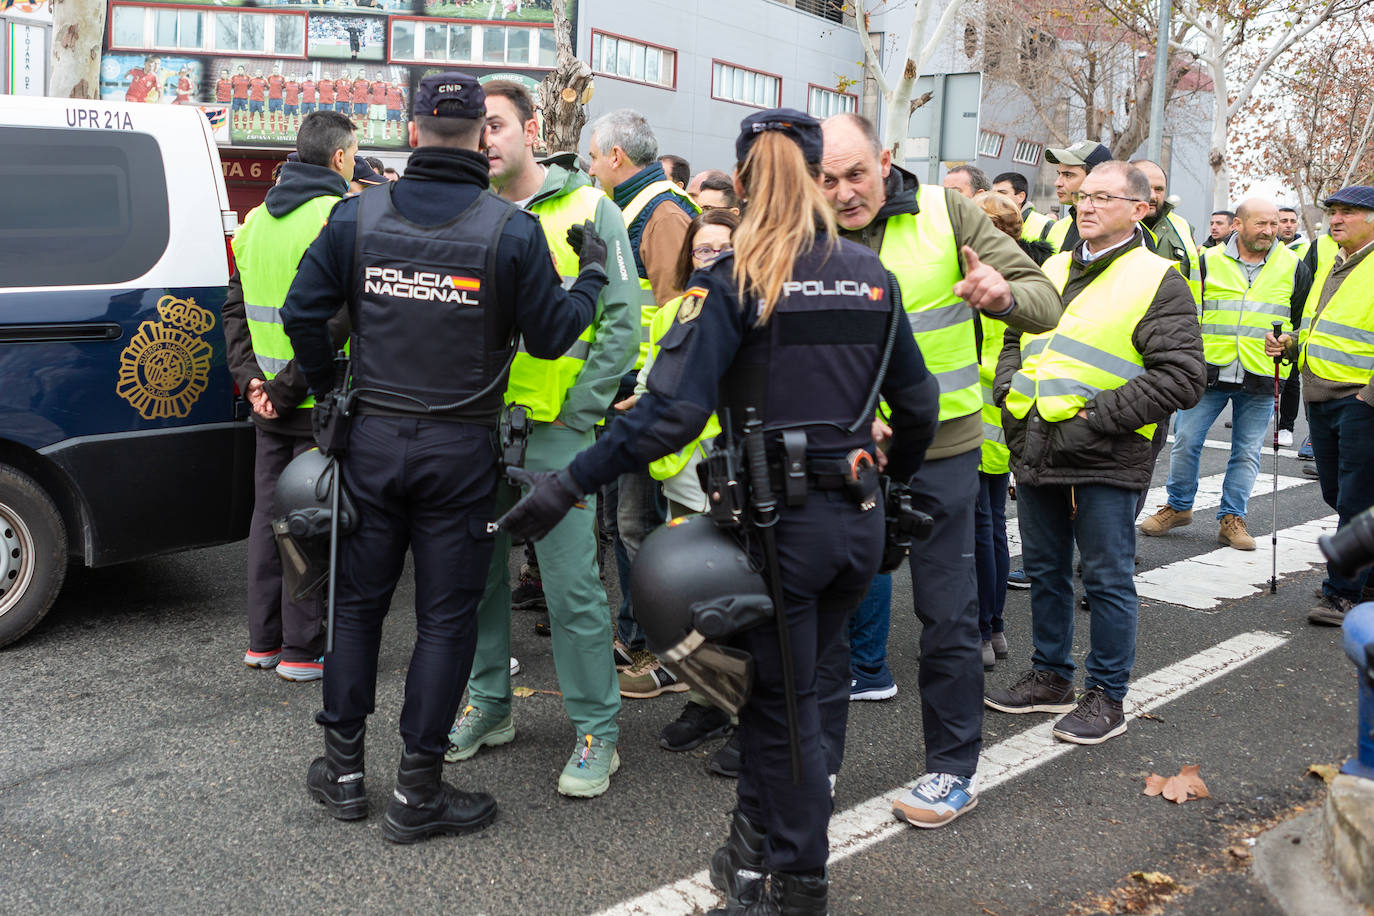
top-left (2, 95), bottom-right (217, 134)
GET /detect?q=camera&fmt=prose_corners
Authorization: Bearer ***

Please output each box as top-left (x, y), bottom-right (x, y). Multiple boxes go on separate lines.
top-left (1319, 506), bottom-right (1374, 579)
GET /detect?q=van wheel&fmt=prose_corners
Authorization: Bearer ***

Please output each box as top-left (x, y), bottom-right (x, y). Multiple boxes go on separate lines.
top-left (0, 465), bottom-right (67, 649)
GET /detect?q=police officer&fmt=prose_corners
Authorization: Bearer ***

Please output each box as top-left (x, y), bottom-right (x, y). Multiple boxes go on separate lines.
top-left (278, 72), bottom-right (606, 843)
top-left (500, 110), bottom-right (941, 914)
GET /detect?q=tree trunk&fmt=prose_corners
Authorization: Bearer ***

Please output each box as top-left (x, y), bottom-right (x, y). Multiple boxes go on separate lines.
top-left (1207, 50), bottom-right (1229, 210)
top-left (50, 0), bottom-right (106, 100)
top-left (536, 0), bottom-right (593, 155)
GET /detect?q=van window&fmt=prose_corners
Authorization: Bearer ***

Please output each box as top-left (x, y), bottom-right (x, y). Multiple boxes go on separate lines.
top-left (0, 126), bottom-right (171, 288)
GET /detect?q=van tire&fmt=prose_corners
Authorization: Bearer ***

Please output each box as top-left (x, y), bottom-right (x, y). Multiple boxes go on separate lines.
top-left (0, 464), bottom-right (67, 649)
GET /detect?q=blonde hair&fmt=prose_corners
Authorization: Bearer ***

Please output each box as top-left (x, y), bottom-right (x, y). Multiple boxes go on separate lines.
top-left (977, 191), bottom-right (1023, 240)
top-left (732, 132), bottom-right (837, 324)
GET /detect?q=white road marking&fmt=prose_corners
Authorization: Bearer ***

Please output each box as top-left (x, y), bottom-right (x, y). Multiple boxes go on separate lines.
top-left (1165, 433), bottom-right (1302, 460)
top-left (1005, 473), bottom-right (1312, 558)
top-left (1135, 514), bottom-right (1337, 609)
top-left (590, 631), bottom-right (1290, 916)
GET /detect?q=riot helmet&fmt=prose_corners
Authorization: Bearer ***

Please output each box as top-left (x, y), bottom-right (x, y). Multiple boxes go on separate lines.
top-left (273, 448), bottom-right (358, 599)
top-left (629, 515), bottom-right (773, 714)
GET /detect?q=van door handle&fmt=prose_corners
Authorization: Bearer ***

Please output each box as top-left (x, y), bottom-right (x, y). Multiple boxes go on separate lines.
top-left (0, 324), bottom-right (123, 343)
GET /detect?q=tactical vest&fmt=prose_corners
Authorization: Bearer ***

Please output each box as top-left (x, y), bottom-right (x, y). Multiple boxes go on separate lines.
top-left (978, 311), bottom-right (1010, 475)
top-left (878, 188), bottom-right (982, 423)
top-left (1007, 247), bottom-right (1174, 440)
top-left (1199, 243), bottom-right (1298, 377)
top-left (1021, 208), bottom-right (1054, 244)
top-left (622, 180), bottom-right (699, 370)
top-left (350, 184), bottom-right (515, 423)
top-left (504, 183), bottom-right (605, 422)
top-left (646, 293), bottom-right (722, 480)
top-left (234, 194), bottom-right (339, 409)
top-left (1299, 240), bottom-right (1374, 385)
top-left (716, 241), bottom-right (893, 456)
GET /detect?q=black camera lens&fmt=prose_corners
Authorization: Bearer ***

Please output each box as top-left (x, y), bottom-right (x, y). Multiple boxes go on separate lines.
top-left (1318, 507), bottom-right (1374, 578)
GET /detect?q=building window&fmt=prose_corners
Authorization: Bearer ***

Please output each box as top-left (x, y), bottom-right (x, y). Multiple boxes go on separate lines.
top-left (390, 18), bottom-right (548, 68)
top-left (712, 60), bottom-right (780, 109)
top-left (977, 130), bottom-right (1004, 158)
top-left (109, 4), bottom-right (306, 58)
top-left (807, 84), bottom-right (856, 118)
top-left (590, 31), bottom-right (675, 90)
top-left (1011, 139), bottom-right (1043, 165)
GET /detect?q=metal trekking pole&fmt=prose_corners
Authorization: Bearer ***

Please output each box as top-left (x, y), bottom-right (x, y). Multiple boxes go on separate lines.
top-left (1270, 320), bottom-right (1284, 594)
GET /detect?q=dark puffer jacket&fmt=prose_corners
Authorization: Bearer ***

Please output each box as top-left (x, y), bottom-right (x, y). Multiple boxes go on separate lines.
top-left (994, 230), bottom-right (1206, 489)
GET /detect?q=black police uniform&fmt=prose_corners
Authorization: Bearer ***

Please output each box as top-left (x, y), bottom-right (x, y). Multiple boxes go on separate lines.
top-left (280, 100), bottom-right (603, 766)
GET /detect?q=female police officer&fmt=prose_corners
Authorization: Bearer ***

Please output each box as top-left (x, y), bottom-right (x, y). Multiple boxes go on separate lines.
top-left (499, 109), bottom-right (939, 914)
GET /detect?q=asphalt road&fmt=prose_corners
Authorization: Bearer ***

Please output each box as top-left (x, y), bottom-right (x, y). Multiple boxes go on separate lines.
top-left (0, 411), bottom-right (1364, 915)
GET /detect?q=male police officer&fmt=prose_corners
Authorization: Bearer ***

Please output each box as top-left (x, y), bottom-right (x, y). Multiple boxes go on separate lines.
top-left (279, 73), bottom-right (606, 843)
top-left (1044, 141), bottom-right (1113, 253)
top-left (1141, 198), bottom-right (1309, 550)
top-left (819, 112), bottom-right (1061, 826)
top-left (447, 80), bottom-right (639, 797)
top-left (224, 110), bottom-right (358, 681)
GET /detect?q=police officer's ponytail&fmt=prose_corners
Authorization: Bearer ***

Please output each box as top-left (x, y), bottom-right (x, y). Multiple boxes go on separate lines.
top-left (733, 132), bottom-right (837, 324)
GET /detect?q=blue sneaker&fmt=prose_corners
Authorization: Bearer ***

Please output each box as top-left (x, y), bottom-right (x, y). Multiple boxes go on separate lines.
top-left (1297, 436), bottom-right (1314, 460)
top-left (849, 666), bottom-right (898, 701)
top-left (1006, 568), bottom-right (1031, 590)
top-left (892, 772), bottom-right (978, 828)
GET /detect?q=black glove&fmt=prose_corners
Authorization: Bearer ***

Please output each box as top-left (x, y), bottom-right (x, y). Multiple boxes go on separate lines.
top-left (565, 220), bottom-right (607, 273)
top-left (498, 466), bottom-right (584, 542)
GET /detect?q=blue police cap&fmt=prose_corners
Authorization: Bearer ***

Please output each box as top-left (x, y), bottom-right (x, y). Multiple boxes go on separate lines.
top-left (413, 72), bottom-right (485, 119)
top-left (1323, 186), bottom-right (1374, 211)
top-left (735, 108), bottom-right (823, 167)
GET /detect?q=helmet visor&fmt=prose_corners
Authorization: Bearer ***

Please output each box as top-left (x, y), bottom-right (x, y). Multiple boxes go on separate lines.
top-left (663, 643), bottom-right (753, 715)
top-left (273, 516), bottom-right (330, 600)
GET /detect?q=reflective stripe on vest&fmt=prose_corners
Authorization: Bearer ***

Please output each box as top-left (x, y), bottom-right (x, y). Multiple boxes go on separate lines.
top-left (646, 295), bottom-right (722, 480)
top-left (622, 179), bottom-right (699, 371)
top-left (503, 184), bottom-right (606, 422)
top-left (978, 311), bottom-right (1009, 474)
top-left (234, 194), bottom-right (339, 409)
top-left (1299, 244), bottom-right (1374, 383)
top-left (878, 188), bottom-right (981, 423)
top-left (1007, 247), bottom-right (1174, 439)
top-left (1199, 243), bottom-right (1298, 376)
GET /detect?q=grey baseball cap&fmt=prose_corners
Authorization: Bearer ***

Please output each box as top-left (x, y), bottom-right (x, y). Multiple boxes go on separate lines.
top-left (1045, 140), bottom-right (1113, 169)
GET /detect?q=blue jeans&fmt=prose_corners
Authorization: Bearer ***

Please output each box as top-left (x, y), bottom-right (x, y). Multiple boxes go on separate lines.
top-left (976, 471), bottom-right (1010, 640)
top-left (1019, 482), bottom-right (1139, 702)
top-left (848, 573), bottom-right (892, 675)
top-left (1165, 386), bottom-right (1274, 519)
top-left (1308, 394), bottom-right (1374, 599)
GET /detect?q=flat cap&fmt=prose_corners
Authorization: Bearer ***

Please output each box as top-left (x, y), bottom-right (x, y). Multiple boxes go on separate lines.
top-left (1323, 185), bottom-right (1374, 210)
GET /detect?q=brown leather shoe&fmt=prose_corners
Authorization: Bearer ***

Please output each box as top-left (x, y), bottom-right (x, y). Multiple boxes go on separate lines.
top-left (1140, 505), bottom-right (1192, 536)
top-left (1218, 514), bottom-right (1256, 550)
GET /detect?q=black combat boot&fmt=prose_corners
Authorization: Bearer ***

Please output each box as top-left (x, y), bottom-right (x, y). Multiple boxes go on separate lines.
top-left (306, 724), bottom-right (368, 821)
top-left (707, 808), bottom-right (768, 914)
top-left (380, 749), bottom-right (498, 844)
top-left (768, 870), bottom-right (828, 915)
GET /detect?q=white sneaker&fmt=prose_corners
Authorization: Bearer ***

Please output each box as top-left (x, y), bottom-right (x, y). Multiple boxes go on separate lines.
top-left (509, 656), bottom-right (520, 677)
top-left (1277, 429), bottom-right (1294, 447)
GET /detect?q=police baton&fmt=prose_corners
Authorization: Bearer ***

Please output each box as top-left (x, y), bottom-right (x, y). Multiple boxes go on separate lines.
top-left (325, 455), bottom-right (341, 655)
top-left (742, 408), bottom-right (803, 786)
top-left (1270, 320), bottom-right (1284, 595)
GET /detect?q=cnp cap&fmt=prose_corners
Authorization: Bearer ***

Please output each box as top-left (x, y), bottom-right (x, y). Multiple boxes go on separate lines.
top-left (1322, 185), bottom-right (1374, 211)
top-left (413, 71), bottom-right (485, 119)
top-left (1045, 140), bottom-right (1113, 169)
top-left (351, 155), bottom-right (387, 186)
top-left (736, 108), bottom-right (823, 167)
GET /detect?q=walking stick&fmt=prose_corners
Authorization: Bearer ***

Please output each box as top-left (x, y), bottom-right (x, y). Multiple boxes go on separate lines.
top-left (1270, 321), bottom-right (1284, 595)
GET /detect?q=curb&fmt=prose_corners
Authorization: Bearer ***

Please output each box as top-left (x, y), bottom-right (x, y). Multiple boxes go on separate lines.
top-left (1325, 774), bottom-right (1374, 908)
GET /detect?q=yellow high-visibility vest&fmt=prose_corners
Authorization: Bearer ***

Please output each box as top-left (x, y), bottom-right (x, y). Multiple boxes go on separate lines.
top-left (1199, 243), bottom-right (1299, 377)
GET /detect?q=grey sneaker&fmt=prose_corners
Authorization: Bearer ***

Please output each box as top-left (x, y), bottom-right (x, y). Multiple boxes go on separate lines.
top-left (445, 704), bottom-right (515, 763)
top-left (989, 631), bottom-right (1009, 659)
top-left (981, 640), bottom-right (995, 670)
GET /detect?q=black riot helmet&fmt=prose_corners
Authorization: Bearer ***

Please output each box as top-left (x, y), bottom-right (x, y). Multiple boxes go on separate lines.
top-left (273, 448), bottom-right (358, 599)
top-left (629, 515), bottom-right (773, 714)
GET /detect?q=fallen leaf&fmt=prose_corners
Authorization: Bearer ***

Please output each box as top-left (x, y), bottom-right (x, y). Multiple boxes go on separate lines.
top-left (1307, 763), bottom-right (1338, 784)
top-left (1138, 713), bottom-right (1162, 721)
top-left (512, 686), bottom-right (562, 698)
top-left (1162, 764), bottom-right (1210, 803)
top-left (1227, 845), bottom-right (1253, 860)
top-left (1130, 871), bottom-right (1177, 887)
top-left (1144, 773), bottom-right (1168, 796)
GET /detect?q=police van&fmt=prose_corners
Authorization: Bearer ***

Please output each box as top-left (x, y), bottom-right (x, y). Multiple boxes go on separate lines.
top-left (0, 97), bottom-right (254, 648)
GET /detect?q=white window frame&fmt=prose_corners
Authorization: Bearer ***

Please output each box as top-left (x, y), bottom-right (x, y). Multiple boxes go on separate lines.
top-left (977, 129), bottom-right (1005, 158)
top-left (806, 83), bottom-right (857, 118)
top-left (712, 60), bottom-right (781, 109)
top-left (1011, 139), bottom-right (1043, 166)
top-left (589, 31), bottom-right (676, 90)
top-left (108, 3), bottom-right (306, 59)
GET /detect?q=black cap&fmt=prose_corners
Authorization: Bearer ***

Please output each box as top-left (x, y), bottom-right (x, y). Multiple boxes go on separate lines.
top-left (351, 155), bottom-right (387, 186)
top-left (735, 108), bottom-right (823, 167)
top-left (413, 71), bottom-right (485, 119)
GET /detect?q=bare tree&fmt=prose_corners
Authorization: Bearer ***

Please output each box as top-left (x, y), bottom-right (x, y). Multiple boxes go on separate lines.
top-left (852, 0), bottom-right (970, 158)
top-left (536, 0), bottom-right (593, 154)
top-left (49, 0), bottom-right (106, 99)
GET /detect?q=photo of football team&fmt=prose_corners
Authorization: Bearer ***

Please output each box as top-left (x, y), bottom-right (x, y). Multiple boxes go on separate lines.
top-left (99, 54), bottom-right (205, 106)
top-left (214, 58), bottom-right (409, 147)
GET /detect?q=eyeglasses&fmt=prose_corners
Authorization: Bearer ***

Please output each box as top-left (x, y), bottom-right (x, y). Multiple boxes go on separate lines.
top-left (1072, 191), bottom-right (1144, 208)
top-left (692, 245), bottom-right (732, 260)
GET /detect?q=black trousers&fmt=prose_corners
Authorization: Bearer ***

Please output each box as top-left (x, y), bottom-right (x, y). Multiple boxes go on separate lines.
top-left (735, 489), bottom-right (882, 873)
top-left (316, 415), bottom-right (498, 756)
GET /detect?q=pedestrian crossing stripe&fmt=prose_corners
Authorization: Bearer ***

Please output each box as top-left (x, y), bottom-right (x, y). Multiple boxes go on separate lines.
top-left (1166, 433), bottom-right (1302, 460)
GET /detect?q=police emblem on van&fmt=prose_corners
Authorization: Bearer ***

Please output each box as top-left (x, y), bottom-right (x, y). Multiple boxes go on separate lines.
top-left (116, 295), bottom-right (215, 419)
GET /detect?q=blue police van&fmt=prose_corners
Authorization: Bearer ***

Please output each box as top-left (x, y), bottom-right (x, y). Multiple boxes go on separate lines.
top-left (0, 97), bottom-right (254, 647)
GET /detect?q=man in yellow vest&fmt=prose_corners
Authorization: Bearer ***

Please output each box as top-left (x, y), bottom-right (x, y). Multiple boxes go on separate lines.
top-left (820, 113), bottom-right (1061, 826)
top-left (1266, 186), bottom-right (1374, 626)
top-left (1131, 159), bottom-right (1202, 304)
top-left (993, 171), bottom-right (1054, 246)
top-left (586, 109), bottom-right (700, 691)
top-left (446, 81), bottom-right (638, 798)
top-left (1044, 141), bottom-right (1113, 253)
top-left (1140, 198), bottom-right (1310, 550)
top-left (222, 110), bottom-right (357, 681)
top-left (986, 161), bottom-right (1205, 745)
